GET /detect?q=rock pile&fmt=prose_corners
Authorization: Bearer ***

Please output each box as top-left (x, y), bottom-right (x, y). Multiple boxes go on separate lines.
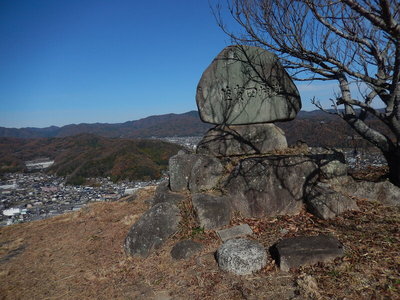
top-left (123, 45), bottom-right (399, 275)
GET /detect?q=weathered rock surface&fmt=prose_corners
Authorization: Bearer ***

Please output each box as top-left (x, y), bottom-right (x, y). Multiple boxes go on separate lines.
top-left (169, 153), bottom-right (199, 192)
top-left (124, 202), bottom-right (181, 257)
top-left (189, 155), bottom-right (224, 192)
top-left (319, 160), bottom-right (347, 179)
top-left (192, 193), bottom-right (231, 230)
top-left (196, 45), bottom-right (301, 125)
top-left (196, 124), bottom-right (288, 157)
top-left (217, 224), bottom-right (253, 242)
top-left (308, 148), bottom-right (347, 180)
top-left (151, 181), bottom-right (186, 206)
top-left (271, 235), bottom-right (344, 272)
top-left (224, 156), bottom-right (318, 217)
top-left (338, 178), bottom-right (400, 206)
top-left (306, 183), bottom-right (359, 219)
top-left (170, 239), bottom-right (203, 260)
top-left (217, 238), bottom-right (267, 275)
top-left (169, 153), bottom-right (224, 193)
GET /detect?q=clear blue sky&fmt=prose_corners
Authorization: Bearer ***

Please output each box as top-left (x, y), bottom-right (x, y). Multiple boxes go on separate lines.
top-left (0, 0), bottom-right (337, 128)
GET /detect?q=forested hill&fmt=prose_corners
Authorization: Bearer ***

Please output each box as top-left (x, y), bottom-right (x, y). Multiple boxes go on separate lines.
top-left (0, 110), bottom-right (391, 148)
top-left (0, 110), bottom-right (335, 139)
top-left (0, 111), bottom-right (212, 139)
top-left (0, 134), bottom-right (183, 184)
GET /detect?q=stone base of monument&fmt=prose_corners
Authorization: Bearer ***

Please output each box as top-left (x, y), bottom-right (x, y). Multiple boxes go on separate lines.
top-left (123, 146), bottom-right (358, 259)
top-left (167, 147), bottom-right (351, 219)
top-left (305, 183), bottom-right (359, 220)
top-left (224, 155), bottom-right (318, 218)
top-left (124, 45), bottom-right (358, 262)
top-left (196, 123), bottom-right (288, 157)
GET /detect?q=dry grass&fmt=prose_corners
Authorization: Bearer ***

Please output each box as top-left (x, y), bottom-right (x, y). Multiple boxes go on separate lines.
top-left (349, 165), bottom-right (389, 182)
top-left (0, 183), bottom-right (399, 300)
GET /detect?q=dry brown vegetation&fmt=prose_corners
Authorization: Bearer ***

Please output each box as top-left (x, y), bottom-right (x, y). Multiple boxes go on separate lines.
top-left (0, 183), bottom-right (399, 300)
top-left (0, 135), bottom-right (183, 183)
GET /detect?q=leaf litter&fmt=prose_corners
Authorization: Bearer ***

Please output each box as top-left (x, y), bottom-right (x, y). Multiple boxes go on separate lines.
top-left (0, 181), bottom-right (399, 299)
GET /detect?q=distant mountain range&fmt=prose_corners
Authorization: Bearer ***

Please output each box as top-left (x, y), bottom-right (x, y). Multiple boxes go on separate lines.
top-left (0, 111), bottom-right (212, 139)
top-left (0, 110), bottom-right (391, 184)
top-left (0, 110), bottom-right (390, 148)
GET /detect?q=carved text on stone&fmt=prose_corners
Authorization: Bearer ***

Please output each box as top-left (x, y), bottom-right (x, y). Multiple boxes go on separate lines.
top-left (221, 83), bottom-right (282, 103)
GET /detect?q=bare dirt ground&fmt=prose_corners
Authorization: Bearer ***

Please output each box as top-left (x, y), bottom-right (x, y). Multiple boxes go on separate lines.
top-left (0, 182), bottom-right (399, 300)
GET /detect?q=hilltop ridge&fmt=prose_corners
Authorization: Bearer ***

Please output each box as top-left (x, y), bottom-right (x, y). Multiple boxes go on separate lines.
top-left (0, 111), bottom-right (211, 139)
top-left (0, 110), bottom-right (390, 148)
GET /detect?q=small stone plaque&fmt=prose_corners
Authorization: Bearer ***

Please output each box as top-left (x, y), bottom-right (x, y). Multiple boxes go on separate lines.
top-left (272, 235), bottom-right (344, 271)
top-left (217, 224), bottom-right (253, 241)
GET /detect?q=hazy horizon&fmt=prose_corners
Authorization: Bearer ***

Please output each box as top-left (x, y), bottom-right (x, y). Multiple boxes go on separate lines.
top-left (1, 108), bottom-right (332, 130)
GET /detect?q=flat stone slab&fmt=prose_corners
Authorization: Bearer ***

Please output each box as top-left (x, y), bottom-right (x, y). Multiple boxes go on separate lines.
top-left (217, 224), bottom-right (253, 242)
top-left (272, 235), bottom-right (344, 272)
top-left (217, 238), bottom-right (267, 275)
top-left (196, 124), bottom-right (288, 157)
top-left (196, 45), bottom-right (301, 125)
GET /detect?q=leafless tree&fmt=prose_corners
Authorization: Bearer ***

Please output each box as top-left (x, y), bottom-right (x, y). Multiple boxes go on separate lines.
top-left (214, 0), bottom-right (400, 186)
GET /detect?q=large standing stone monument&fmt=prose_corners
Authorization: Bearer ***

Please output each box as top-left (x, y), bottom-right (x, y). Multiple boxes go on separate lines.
top-left (196, 45), bottom-right (301, 125)
top-left (196, 45), bottom-right (300, 156)
top-left (124, 45), bottom-right (356, 260)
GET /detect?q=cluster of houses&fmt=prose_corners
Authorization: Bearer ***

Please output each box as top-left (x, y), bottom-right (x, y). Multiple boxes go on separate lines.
top-left (0, 172), bottom-right (159, 226)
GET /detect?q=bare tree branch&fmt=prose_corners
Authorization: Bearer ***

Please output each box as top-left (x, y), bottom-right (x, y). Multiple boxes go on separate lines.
top-left (215, 0), bottom-right (400, 185)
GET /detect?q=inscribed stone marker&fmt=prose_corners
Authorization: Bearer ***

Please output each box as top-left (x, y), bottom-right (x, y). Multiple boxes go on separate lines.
top-left (196, 45), bottom-right (301, 125)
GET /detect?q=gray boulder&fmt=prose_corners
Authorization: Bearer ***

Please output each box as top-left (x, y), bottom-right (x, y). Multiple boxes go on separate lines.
top-left (124, 202), bottom-right (181, 257)
top-left (170, 239), bottom-right (203, 260)
top-left (307, 148), bottom-right (348, 179)
top-left (319, 160), bottom-right (348, 179)
top-left (196, 45), bottom-right (301, 125)
top-left (196, 124), bottom-right (288, 157)
top-left (349, 180), bottom-right (400, 206)
top-left (306, 183), bottom-right (359, 219)
top-left (192, 193), bottom-right (231, 230)
top-left (216, 238), bottom-right (267, 275)
top-left (169, 153), bottom-right (199, 192)
top-left (151, 181), bottom-right (186, 206)
top-left (330, 177), bottom-right (400, 206)
top-left (189, 155), bottom-right (224, 193)
top-left (224, 156), bottom-right (318, 217)
top-left (271, 235), bottom-right (344, 272)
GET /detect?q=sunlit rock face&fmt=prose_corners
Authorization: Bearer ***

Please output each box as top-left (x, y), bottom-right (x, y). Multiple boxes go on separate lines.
top-left (196, 123), bottom-right (288, 157)
top-left (196, 45), bottom-right (301, 125)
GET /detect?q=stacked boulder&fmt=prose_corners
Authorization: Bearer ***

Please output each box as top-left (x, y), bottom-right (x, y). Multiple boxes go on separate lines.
top-left (167, 45), bottom-right (354, 220)
top-left (124, 45), bottom-right (358, 271)
top-left (196, 45), bottom-right (300, 157)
